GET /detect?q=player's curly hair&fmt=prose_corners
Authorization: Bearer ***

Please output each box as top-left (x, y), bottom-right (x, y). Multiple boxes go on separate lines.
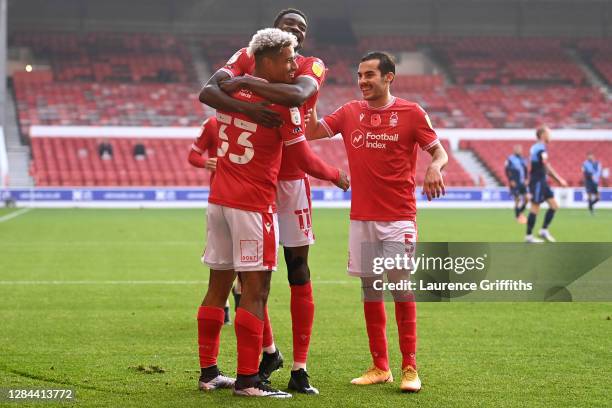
top-left (273, 8), bottom-right (308, 27)
top-left (248, 28), bottom-right (298, 59)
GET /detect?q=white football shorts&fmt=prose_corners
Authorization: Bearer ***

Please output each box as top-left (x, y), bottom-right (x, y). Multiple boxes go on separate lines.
top-left (347, 220), bottom-right (418, 277)
top-left (276, 177), bottom-right (315, 247)
top-left (203, 203), bottom-right (279, 272)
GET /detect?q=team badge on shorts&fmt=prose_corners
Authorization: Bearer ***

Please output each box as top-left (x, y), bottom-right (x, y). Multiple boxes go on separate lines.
top-left (240, 240), bottom-right (259, 263)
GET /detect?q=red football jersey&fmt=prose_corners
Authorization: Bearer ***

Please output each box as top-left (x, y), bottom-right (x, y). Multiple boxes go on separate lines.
top-left (321, 97), bottom-right (440, 221)
top-left (191, 117), bottom-right (219, 184)
top-left (220, 47), bottom-right (326, 180)
top-left (208, 88), bottom-right (306, 213)
top-left (192, 117), bottom-right (219, 158)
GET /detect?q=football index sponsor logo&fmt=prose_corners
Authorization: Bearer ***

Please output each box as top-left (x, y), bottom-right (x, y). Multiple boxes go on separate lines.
top-left (351, 130), bottom-right (399, 149)
top-left (351, 130), bottom-right (365, 148)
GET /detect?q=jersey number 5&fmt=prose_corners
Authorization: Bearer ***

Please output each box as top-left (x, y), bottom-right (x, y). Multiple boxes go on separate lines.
top-left (217, 114), bottom-right (257, 165)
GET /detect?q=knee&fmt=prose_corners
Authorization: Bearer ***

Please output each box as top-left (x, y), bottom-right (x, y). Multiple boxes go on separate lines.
top-left (288, 265), bottom-right (310, 286)
top-left (203, 289), bottom-right (228, 308)
top-left (284, 248), bottom-right (311, 286)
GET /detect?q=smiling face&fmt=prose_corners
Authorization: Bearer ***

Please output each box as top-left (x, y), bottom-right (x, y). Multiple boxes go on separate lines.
top-left (357, 59), bottom-right (394, 102)
top-left (261, 45), bottom-right (298, 84)
top-left (275, 13), bottom-right (307, 50)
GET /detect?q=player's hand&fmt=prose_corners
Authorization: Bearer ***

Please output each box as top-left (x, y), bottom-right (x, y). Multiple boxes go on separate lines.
top-left (334, 169), bottom-right (350, 191)
top-left (303, 108), bottom-right (314, 126)
top-left (219, 77), bottom-right (246, 94)
top-left (243, 101), bottom-right (282, 128)
top-left (422, 164), bottom-right (445, 201)
top-left (205, 158), bottom-right (217, 172)
top-left (559, 178), bottom-right (568, 187)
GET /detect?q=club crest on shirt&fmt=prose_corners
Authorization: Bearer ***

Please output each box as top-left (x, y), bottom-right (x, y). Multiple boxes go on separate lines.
top-left (289, 107), bottom-right (301, 125)
top-left (390, 112), bottom-right (399, 127)
top-left (371, 114), bottom-right (381, 126)
top-left (359, 113), bottom-right (365, 122)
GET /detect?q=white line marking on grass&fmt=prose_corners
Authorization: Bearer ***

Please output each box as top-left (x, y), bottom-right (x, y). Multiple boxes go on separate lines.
top-left (0, 208), bottom-right (32, 223)
top-left (0, 279), bottom-right (352, 285)
top-left (2, 241), bottom-right (200, 246)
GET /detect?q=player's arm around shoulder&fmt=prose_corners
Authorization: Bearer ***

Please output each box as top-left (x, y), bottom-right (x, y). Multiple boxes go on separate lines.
top-left (229, 75), bottom-right (318, 107)
top-left (279, 106), bottom-right (349, 191)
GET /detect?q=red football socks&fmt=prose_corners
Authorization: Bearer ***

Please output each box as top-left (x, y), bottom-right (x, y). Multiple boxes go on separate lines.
top-left (235, 307), bottom-right (264, 375)
top-left (262, 306), bottom-right (274, 349)
top-left (290, 282), bottom-right (315, 364)
top-left (197, 306), bottom-right (225, 368)
top-left (363, 301), bottom-right (389, 371)
top-left (395, 300), bottom-right (417, 369)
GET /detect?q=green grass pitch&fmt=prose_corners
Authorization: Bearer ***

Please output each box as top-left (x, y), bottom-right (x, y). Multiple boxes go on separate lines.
top-left (0, 208), bottom-right (610, 407)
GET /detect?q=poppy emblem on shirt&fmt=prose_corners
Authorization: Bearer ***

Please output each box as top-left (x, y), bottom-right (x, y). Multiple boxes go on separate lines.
top-left (371, 114), bottom-right (381, 126)
top-left (351, 130), bottom-right (365, 149)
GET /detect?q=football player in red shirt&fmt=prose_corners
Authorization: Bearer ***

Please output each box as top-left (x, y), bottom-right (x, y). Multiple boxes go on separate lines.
top-left (189, 116), bottom-right (239, 326)
top-left (196, 28), bottom-right (348, 398)
top-left (188, 117), bottom-right (219, 181)
top-left (199, 8), bottom-right (327, 394)
top-left (307, 51), bottom-right (448, 393)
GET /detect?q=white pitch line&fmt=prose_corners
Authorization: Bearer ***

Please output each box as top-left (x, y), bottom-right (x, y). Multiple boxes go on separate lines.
top-left (0, 279), bottom-right (352, 285)
top-left (0, 208), bottom-right (32, 223)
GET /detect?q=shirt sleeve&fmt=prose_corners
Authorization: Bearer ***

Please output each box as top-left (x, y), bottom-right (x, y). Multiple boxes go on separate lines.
top-left (296, 57), bottom-right (326, 91)
top-left (276, 106), bottom-right (307, 146)
top-left (413, 105), bottom-right (440, 151)
top-left (192, 118), bottom-right (216, 156)
top-left (321, 104), bottom-right (347, 137)
top-left (218, 48), bottom-right (252, 78)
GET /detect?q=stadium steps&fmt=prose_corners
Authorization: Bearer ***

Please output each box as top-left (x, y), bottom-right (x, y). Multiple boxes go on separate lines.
top-left (421, 47), bottom-right (454, 85)
top-left (5, 85), bottom-right (33, 187)
top-left (453, 149), bottom-right (500, 187)
top-left (565, 48), bottom-right (611, 99)
top-left (188, 42), bottom-right (212, 88)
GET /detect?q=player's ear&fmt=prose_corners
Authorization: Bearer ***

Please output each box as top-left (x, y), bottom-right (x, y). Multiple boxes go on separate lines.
top-left (385, 72), bottom-right (395, 84)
